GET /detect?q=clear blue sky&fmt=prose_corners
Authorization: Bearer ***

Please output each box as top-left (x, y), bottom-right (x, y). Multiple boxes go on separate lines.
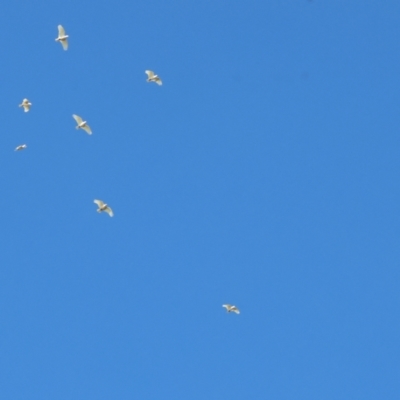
top-left (0, 1), bottom-right (399, 399)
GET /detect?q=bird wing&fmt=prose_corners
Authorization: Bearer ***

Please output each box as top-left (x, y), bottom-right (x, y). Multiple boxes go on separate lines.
top-left (222, 304), bottom-right (231, 309)
top-left (61, 39), bottom-right (68, 50)
top-left (145, 70), bottom-right (155, 78)
top-left (73, 114), bottom-right (83, 124)
top-left (58, 25), bottom-right (66, 37)
top-left (82, 124), bottom-right (92, 135)
top-left (23, 105), bottom-right (30, 112)
top-left (155, 77), bottom-right (162, 86)
top-left (232, 308), bottom-right (240, 314)
top-left (105, 207), bottom-right (114, 217)
top-left (94, 199), bottom-right (104, 208)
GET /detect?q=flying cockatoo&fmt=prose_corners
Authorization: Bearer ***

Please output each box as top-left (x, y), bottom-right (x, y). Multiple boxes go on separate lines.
top-left (222, 304), bottom-right (240, 314)
top-left (19, 98), bottom-right (31, 112)
top-left (145, 70), bottom-right (162, 86)
top-left (72, 114), bottom-right (92, 134)
top-left (94, 200), bottom-right (113, 217)
top-left (15, 144), bottom-right (27, 151)
top-left (55, 25), bottom-right (69, 50)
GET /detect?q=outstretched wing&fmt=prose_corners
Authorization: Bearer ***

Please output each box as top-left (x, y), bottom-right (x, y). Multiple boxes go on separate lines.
top-left (72, 114), bottom-right (83, 124)
top-left (155, 77), bottom-right (162, 86)
top-left (145, 70), bottom-right (155, 79)
top-left (105, 207), bottom-right (114, 217)
top-left (232, 308), bottom-right (240, 314)
top-left (82, 124), bottom-right (92, 135)
top-left (61, 38), bottom-right (68, 50)
top-left (94, 199), bottom-right (104, 208)
top-left (222, 304), bottom-right (231, 310)
top-left (19, 99), bottom-right (29, 108)
top-left (58, 25), bottom-right (66, 37)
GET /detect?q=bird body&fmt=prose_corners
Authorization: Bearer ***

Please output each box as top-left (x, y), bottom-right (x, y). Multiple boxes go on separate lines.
top-left (145, 70), bottom-right (162, 85)
top-left (19, 98), bottom-right (31, 112)
top-left (55, 25), bottom-right (69, 50)
top-left (15, 144), bottom-right (27, 151)
top-left (72, 114), bottom-right (92, 134)
top-left (222, 304), bottom-right (240, 314)
top-left (94, 200), bottom-right (113, 217)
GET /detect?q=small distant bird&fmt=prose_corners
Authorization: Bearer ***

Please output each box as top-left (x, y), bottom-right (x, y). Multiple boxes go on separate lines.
top-left (15, 144), bottom-right (27, 151)
top-left (19, 98), bottom-right (31, 112)
top-left (72, 114), bottom-right (92, 134)
top-left (94, 199), bottom-right (113, 217)
top-left (55, 25), bottom-right (69, 50)
top-left (222, 304), bottom-right (240, 314)
top-left (145, 70), bottom-right (162, 86)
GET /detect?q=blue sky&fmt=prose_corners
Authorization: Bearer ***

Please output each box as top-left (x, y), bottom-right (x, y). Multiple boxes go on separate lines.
top-left (0, 1), bottom-right (399, 399)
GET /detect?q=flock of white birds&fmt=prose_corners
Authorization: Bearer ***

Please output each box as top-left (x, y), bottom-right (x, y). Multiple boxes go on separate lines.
top-left (16, 25), bottom-right (240, 315)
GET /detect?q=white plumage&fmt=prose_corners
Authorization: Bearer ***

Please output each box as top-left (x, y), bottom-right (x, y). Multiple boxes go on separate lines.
top-left (145, 70), bottom-right (162, 86)
top-left (222, 304), bottom-right (240, 314)
top-left (94, 199), bottom-right (113, 217)
top-left (19, 98), bottom-right (31, 112)
top-left (55, 25), bottom-right (69, 50)
top-left (73, 114), bottom-right (92, 134)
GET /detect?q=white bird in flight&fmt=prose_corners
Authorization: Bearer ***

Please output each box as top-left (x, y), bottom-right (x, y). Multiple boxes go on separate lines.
top-left (72, 114), bottom-right (92, 134)
top-left (222, 304), bottom-right (240, 314)
top-left (19, 98), bottom-right (31, 112)
top-left (94, 200), bottom-right (113, 217)
top-left (55, 25), bottom-right (69, 50)
top-left (145, 70), bottom-right (162, 86)
top-left (15, 144), bottom-right (27, 151)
